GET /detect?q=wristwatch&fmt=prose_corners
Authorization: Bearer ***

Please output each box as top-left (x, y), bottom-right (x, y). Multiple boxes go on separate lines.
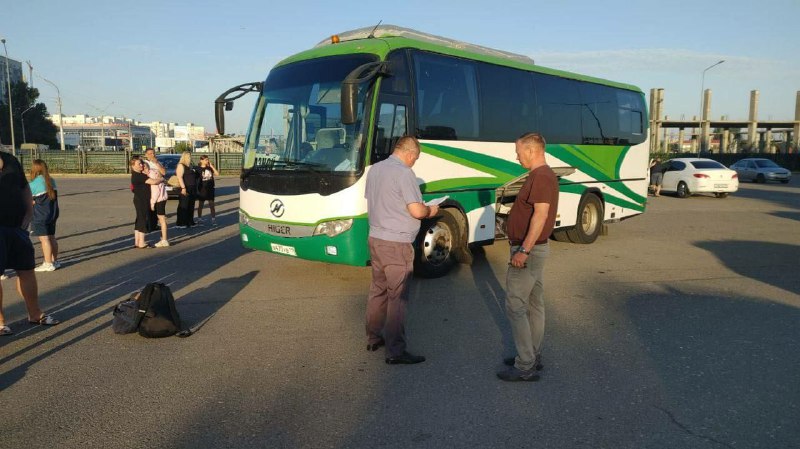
top-left (517, 247), bottom-right (530, 255)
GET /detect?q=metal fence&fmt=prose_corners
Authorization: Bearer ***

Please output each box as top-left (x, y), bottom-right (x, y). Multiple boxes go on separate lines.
top-left (15, 150), bottom-right (242, 175)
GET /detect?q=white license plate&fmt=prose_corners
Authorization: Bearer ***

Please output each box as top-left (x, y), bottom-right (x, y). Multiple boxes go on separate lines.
top-left (270, 243), bottom-right (297, 256)
top-left (714, 183), bottom-right (727, 188)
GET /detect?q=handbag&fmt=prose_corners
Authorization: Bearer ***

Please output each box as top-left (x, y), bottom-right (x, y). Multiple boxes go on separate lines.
top-left (111, 295), bottom-right (144, 334)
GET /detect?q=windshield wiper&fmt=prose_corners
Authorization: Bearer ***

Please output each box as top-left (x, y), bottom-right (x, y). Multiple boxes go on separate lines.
top-left (284, 160), bottom-right (326, 170)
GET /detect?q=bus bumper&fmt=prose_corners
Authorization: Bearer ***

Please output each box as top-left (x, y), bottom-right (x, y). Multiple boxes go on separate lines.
top-left (239, 217), bottom-right (370, 266)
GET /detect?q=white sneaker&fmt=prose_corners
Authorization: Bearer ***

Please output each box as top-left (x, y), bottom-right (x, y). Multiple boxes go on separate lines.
top-left (211, 218), bottom-right (217, 226)
top-left (35, 263), bottom-right (56, 272)
top-left (196, 217), bottom-right (205, 223)
top-left (154, 240), bottom-right (170, 248)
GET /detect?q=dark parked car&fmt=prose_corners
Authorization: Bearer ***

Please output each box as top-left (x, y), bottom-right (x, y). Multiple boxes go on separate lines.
top-left (729, 158), bottom-right (791, 183)
top-left (155, 154), bottom-right (182, 198)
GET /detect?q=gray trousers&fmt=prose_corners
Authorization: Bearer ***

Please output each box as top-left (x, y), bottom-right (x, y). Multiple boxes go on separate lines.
top-left (505, 243), bottom-right (549, 370)
top-left (366, 237), bottom-right (414, 357)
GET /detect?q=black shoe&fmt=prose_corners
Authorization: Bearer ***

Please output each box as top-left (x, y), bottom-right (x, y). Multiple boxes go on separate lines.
top-left (385, 351), bottom-right (426, 365)
top-left (497, 366), bottom-right (540, 382)
top-left (503, 354), bottom-right (543, 371)
top-left (367, 339), bottom-right (385, 352)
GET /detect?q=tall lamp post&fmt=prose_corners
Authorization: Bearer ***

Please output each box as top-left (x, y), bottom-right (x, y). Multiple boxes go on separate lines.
top-left (20, 105), bottom-right (34, 144)
top-left (40, 76), bottom-right (66, 151)
top-left (699, 60), bottom-right (725, 153)
top-left (1, 38), bottom-right (15, 155)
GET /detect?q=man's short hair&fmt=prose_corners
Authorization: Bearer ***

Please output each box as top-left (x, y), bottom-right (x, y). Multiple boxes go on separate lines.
top-left (393, 136), bottom-right (420, 154)
top-left (517, 132), bottom-right (546, 150)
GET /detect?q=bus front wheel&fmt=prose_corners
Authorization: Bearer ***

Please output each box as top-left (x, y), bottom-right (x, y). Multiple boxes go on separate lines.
top-left (414, 208), bottom-right (461, 278)
top-left (565, 193), bottom-right (604, 244)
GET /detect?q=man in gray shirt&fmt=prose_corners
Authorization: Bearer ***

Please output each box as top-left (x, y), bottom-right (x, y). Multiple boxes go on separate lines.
top-left (364, 136), bottom-right (438, 364)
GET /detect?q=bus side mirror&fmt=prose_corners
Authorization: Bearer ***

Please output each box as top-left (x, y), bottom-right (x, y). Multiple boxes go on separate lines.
top-left (341, 62), bottom-right (389, 125)
top-left (215, 100), bottom-right (226, 135)
top-left (213, 82), bottom-right (263, 135)
top-left (342, 83), bottom-right (357, 125)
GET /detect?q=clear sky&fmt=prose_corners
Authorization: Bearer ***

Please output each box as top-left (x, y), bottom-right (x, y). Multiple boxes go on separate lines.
top-left (3, 0), bottom-right (799, 135)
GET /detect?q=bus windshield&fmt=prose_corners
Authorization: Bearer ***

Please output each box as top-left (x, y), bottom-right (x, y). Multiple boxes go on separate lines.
top-left (244, 54), bottom-right (376, 173)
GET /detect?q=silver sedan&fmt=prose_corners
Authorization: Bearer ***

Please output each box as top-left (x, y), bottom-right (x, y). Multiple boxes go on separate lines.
top-left (729, 158), bottom-right (791, 184)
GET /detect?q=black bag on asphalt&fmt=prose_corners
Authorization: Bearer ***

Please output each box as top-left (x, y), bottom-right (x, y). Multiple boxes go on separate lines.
top-left (111, 295), bottom-right (144, 334)
top-left (138, 282), bottom-right (183, 338)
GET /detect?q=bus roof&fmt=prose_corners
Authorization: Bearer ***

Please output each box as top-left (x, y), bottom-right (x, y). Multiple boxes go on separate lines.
top-left (275, 25), bottom-right (642, 93)
top-left (314, 25), bottom-right (536, 66)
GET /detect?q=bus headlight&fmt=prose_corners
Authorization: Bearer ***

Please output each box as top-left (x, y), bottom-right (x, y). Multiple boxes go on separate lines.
top-left (313, 219), bottom-right (353, 237)
top-left (239, 211), bottom-right (250, 226)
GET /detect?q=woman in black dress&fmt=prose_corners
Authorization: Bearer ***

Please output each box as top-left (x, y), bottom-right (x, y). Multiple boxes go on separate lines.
top-left (130, 157), bottom-right (159, 248)
top-left (196, 155), bottom-right (219, 225)
top-left (175, 151), bottom-right (197, 228)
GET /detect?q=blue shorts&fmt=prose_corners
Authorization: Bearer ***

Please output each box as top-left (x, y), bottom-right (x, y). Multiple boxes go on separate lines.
top-left (0, 226), bottom-right (36, 272)
top-left (30, 220), bottom-right (57, 237)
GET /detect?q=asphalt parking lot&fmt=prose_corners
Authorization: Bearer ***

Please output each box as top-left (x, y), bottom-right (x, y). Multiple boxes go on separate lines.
top-left (1, 175), bottom-right (798, 448)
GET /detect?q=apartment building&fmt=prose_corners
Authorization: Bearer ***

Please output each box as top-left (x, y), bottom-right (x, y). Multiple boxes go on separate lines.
top-left (0, 55), bottom-right (23, 104)
top-left (49, 114), bottom-right (204, 151)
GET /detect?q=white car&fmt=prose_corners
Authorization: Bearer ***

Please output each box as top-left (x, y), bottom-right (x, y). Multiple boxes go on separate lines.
top-left (661, 158), bottom-right (739, 198)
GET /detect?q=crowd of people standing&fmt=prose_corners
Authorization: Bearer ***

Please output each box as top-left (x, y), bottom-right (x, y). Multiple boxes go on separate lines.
top-left (130, 150), bottom-right (218, 248)
top-left (1, 152), bottom-right (61, 336)
top-left (1, 148), bottom-right (221, 336)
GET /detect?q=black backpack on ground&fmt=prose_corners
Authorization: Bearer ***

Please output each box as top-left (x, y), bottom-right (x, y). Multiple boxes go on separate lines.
top-left (111, 294), bottom-right (143, 334)
top-left (138, 282), bottom-right (183, 338)
top-left (112, 283), bottom-right (185, 337)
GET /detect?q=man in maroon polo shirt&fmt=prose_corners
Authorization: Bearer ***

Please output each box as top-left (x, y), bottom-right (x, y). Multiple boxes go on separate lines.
top-left (498, 132), bottom-right (559, 381)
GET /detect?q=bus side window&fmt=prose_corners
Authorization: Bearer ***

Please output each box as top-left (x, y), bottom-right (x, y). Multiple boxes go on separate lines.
top-left (373, 103), bottom-right (407, 164)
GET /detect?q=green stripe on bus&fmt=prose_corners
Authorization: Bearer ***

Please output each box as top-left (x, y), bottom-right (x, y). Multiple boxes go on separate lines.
top-left (560, 184), bottom-right (645, 212)
top-left (420, 142), bottom-right (645, 205)
top-left (422, 143), bottom-right (526, 179)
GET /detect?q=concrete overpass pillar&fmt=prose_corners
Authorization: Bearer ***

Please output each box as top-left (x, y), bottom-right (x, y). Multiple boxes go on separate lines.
top-left (794, 91), bottom-right (800, 151)
top-left (765, 129), bottom-right (773, 153)
top-left (701, 89), bottom-right (712, 152)
top-left (649, 88), bottom-right (664, 153)
top-left (748, 90), bottom-right (759, 150)
top-left (722, 129), bottom-right (730, 153)
top-left (649, 89), bottom-right (658, 152)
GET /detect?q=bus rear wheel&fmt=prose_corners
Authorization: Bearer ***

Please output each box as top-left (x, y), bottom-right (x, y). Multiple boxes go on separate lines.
top-left (414, 208), bottom-right (461, 278)
top-left (565, 193), bottom-right (603, 244)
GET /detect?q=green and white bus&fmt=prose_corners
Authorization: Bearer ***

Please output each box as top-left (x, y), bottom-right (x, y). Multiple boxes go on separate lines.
top-left (215, 25), bottom-right (649, 277)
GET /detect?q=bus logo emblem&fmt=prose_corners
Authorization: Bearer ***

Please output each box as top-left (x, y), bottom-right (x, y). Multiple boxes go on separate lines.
top-left (270, 199), bottom-right (285, 217)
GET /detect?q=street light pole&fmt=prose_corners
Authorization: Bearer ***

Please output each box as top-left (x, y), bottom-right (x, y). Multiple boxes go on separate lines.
top-left (699, 60), bottom-right (725, 153)
top-left (40, 76), bottom-right (66, 151)
top-left (1, 38), bottom-right (16, 155)
top-left (20, 105), bottom-right (34, 144)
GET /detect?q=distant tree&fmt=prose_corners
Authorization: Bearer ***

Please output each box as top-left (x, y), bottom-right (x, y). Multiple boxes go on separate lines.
top-left (0, 81), bottom-right (58, 148)
top-left (174, 141), bottom-right (192, 153)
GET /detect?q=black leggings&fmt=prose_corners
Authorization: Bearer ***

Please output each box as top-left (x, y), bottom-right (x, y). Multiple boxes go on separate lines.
top-left (176, 193), bottom-right (196, 226)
